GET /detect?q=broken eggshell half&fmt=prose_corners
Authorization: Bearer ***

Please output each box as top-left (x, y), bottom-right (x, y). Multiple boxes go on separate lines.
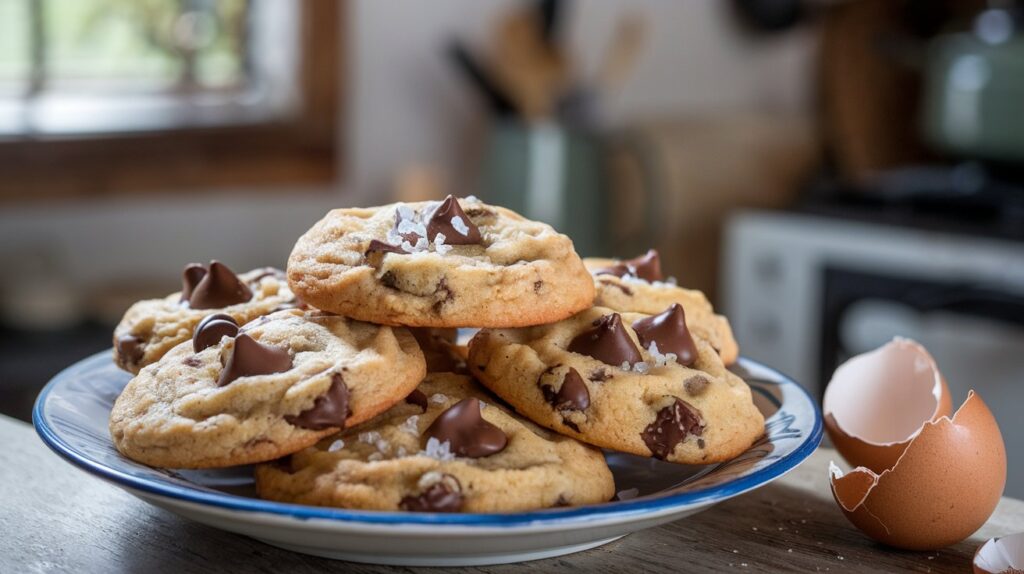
top-left (974, 531), bottom-right (1024, 574)
top-left (830, 390), bottom-right (1007, 550)
top-left (823, 338), bottom-right (952, 473)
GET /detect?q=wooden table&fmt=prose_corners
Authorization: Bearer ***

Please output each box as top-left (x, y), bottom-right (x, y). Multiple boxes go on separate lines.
top-left (1, 414), bottom-right (1020, 573)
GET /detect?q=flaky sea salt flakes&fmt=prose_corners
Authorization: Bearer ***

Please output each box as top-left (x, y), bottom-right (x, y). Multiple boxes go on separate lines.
top-left (451, 215), bottom-right (470, 236)
top-left (430, 393), bottom-right (447, 404)
top-left (328, 439), bottom-right (345, 452)
top-left (420, 437), bottom-right (456, 461)
top-left (632, 361), bottom-right (650, 374)
top-left (433, 232), bottom-right (452, 255)
top-left (396, 204), bottom-right (415, 221)
top-left (465, 195), bottom-right (479, 203)
top-left (478, 400), bottom-right (487, 411)
top-left (620, 361), bottom-right (632, 372)
top-left (617, 488), bottom-right (639, 501)
top-left (399, 415), bottom-right (420, 435)
top-left (358, 431), bottom-right (380, 445)
top-left (647, 341), bottom-right (678, 367)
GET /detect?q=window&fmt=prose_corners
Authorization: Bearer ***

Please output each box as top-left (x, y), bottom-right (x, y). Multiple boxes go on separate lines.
top-left (0, 0), bottom-right (340, 199)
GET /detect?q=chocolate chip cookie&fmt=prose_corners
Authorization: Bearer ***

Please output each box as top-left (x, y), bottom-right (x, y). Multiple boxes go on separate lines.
top-left (468, 305), bottom-right (764, 464)
top-left (113, 262), bottom-right (301, 374)
top-left (286, 195), bottom-right (595, 328)
top-left (254, 373), bottom-right (615, 512)
top-left (585, 250), bottom-right (739, 365)
top-left (109, 309), bottom-right (426, 469)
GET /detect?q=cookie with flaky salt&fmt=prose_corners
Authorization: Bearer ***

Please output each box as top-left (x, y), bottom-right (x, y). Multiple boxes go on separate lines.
top-left (254, 373), bottom-right (614, 512)
top-left (109, 309), bottom-right (425, 469)
top-left (286, 195), bottom-right (594, 328)
top-left (468, 305), bottom-right (764, 464)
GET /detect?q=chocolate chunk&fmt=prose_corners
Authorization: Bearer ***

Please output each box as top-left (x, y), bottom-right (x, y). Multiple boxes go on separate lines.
top-left (589, 368), bottom-right (612, 382)
top-left (426, 195), bottom-right (481, 245)
top-left (593, 249), bottom-right (663, 282)
top-left (568, 313), bottom-right (642, 367)
top-left (380, 270), bottom-right (399, 290)
top-left (116, 334), bottom-right (145, 366)
top-left (365, 239), bottom-right (406, 257)
top-left (533, 280), bottom-right (544, 294)
top-left (431, 277), bottom-right (454, 314)
top-left (188, 261), bottom-right (253, 309)
top-left (400, 474), bottom-right (464, 513)
top-left (684, 375), bottom-right (710, 396)
top-left (180, 263), bottom-right (207, 302)
top-left (405, 388), bottom-right (429, 411)
top-left (217, 333), bottom-right (292, 387)
top-left (540, 367), bottom-right (590, 411)
top-left (631, 303), bottom-right (698, 366)
top-left (192, 313), bottom-right (239, 352)
top-left (182, 356), bottom-right (203, 368)
top-left (285, 373), bottom-right (350, 430)
top-left (641, 398), bottom-right (704, 460)
top-left (562, 419), bottom-right (580, 432)
top-left (424, 398), bottom-right (507, 458)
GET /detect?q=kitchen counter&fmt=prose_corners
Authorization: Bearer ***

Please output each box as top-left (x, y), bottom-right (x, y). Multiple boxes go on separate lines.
top-left (2, 414), bottom-right (1021, 573)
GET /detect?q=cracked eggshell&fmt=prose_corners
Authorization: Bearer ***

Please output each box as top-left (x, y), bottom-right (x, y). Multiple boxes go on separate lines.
top-left (830, 391), bottom-right (1006, 550)
top-left (974, 532), bottom-right (1024, 574)
top-left (823, 338), bottom-right (952, 473)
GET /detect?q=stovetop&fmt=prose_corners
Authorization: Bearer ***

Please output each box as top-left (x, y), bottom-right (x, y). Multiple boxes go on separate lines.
top-left (793, 163), bottom-right (1024, 243)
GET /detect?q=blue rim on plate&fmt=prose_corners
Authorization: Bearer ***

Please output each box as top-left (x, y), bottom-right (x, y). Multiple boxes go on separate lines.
top-left (33, 351), bottom-right (822, 527)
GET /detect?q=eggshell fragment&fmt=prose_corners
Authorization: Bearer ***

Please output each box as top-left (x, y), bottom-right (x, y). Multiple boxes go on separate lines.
top-left (974, 532), bottom-right (1024, 574)
top-left (823, 338), bottom-right (952, 473)
top-left (830, 391), bottom-right (1006, 550)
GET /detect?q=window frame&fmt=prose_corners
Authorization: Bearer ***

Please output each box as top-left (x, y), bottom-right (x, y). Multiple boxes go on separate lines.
top-left (0, 0), bottom-right (341, 201)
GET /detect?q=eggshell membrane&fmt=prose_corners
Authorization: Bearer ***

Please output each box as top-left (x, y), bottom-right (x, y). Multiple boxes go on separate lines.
top-left (830, 391), bottom-right (1007, 550)
top-left (823, 338), bottom-right (952, 473)
top-left (974, 531), bottom-right (1024, 574)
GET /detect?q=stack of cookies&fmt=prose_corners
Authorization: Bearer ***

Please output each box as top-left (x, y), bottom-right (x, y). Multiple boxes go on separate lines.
top-left (108, 195), bottom-right (764, 513)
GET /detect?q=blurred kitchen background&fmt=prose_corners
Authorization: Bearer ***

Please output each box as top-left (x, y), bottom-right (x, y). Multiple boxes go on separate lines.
top-left (0, 0), bottom-right (1022, 495)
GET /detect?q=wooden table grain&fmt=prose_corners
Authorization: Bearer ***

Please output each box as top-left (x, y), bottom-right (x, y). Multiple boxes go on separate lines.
top-left (2, 414), bottom-right (1020, 573)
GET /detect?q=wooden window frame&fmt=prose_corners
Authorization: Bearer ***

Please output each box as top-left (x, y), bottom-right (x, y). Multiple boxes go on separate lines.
top-left (0, 0), bottom-right (342, 201)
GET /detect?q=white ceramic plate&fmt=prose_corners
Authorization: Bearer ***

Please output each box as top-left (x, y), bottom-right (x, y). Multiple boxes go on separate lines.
top-left (34, 350), bottom-right (821, 566)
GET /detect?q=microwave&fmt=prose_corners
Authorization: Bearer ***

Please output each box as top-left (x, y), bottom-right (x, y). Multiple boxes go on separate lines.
top-left (723, 209), bottom-right (1024, 498)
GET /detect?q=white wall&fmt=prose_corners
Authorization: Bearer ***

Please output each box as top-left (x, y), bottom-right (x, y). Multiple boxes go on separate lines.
top-left (0, 0), bottom-right (816, 299)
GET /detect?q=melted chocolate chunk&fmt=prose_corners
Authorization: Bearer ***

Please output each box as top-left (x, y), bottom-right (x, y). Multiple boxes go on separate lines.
top-left (641, 398), bottom-right (704, 460)
top-left (399, 474), bottom-right (464, 512)
top-left (631, 303), bottom-right (697, 366)
top-left (405, 388), bottom-right (429, 412)
top-left (180, 263), bottom-right (207, 303)
top-left (540, 367), bottom-right (590, 411)
top-left (188, 261), bottom-right (253, 310)
top-left (567, 313), bottom-right (642, 367)
top-left (684, 375), bottom-right (710, 396)
top-left (426, 195), bottom-right (482, 244)
top-left (431, 277), bottom-right (454, 313)
top-left (285, 373), bottom-right (351, 430)
top-left (424, 398), bottom-right (507, 458)
top-left (116, 334), bottom-right (145, 366)
top-left (365, 239), bottom-right (406, 257)
top-left (217, 333), bottom-right (292, 387)
top-left (593, 249), bottom-right (663, 282)
top-left (192, 313), bottom-right (239, 352)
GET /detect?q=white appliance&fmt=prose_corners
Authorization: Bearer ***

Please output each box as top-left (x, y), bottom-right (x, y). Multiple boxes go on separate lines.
top-left (723, 209), bottom-right (1024, 498)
